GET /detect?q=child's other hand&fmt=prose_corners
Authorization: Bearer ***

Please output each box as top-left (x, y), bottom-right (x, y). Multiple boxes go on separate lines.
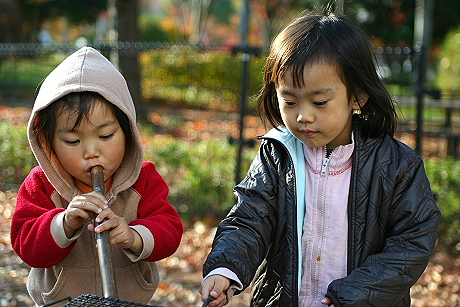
top-left (65, 191), bottom-right (108, 236)
top-left (321, 297), bottom-right (334, 306)
top-left (87, 208), bottom-right (142, 253)
top-left (200, 275), bottom-right (231, 307)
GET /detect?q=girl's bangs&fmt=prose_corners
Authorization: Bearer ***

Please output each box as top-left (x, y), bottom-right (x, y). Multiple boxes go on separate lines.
top-left (274, 42), bottom-right (335, 88)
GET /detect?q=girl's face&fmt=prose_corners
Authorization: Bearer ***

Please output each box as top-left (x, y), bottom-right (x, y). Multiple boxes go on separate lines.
top-left (276, 62), bottom-right (363, 149)
top-left (52, 99), bottom-right (126, 188)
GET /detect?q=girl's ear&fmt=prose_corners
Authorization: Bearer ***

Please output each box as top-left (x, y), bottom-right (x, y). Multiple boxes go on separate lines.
top-left (352, 89), bottom-right (369, 109)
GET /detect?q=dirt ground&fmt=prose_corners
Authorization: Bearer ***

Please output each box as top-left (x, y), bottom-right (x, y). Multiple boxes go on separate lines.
top-left (0, 190), bottom-right (458, 307)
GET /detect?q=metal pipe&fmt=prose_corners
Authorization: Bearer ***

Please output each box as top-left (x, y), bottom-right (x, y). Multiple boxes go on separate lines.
top-left (235, 0), bottom-right (250, 184)
top-left (91, 166), bottom-right (118, 298)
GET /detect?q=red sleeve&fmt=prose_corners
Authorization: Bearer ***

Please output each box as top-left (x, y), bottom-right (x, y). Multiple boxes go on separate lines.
top-left (130, 161), bottom-right (183, 261)
top-left (10, 167), bottom-right (76, 268)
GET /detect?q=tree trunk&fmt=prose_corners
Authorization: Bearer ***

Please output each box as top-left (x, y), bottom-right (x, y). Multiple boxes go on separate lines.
top-left (115, 0), bottom-right (149, 122)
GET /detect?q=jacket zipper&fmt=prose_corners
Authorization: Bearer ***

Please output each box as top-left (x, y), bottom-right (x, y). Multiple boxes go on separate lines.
top-left (309, 152), bottom-right (330, 304)
top-left (321, 157), bottom-right (330, 177)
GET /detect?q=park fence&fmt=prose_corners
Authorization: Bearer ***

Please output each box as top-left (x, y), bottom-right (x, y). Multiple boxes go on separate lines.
top-left (0, 42), bottom-right (459, 160)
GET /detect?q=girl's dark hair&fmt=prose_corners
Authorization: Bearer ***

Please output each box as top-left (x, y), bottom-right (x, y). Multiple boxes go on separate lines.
top-left (33, 92), bottom-right (133, 152)
top-left (257, 14), bottom-right (397, 138)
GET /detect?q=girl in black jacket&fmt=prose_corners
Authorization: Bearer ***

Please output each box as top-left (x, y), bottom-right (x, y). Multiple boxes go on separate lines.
top-left (200, 13), bottom-right (440, 307)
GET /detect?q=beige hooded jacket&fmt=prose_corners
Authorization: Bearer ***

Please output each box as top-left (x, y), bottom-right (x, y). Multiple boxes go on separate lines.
top-left (11, 47), bottom-right (183, 306)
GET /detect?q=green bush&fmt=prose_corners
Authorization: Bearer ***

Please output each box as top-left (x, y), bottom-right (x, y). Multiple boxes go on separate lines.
top-left (435, 28), bottom-right (460, 96)
top-left (140, 48), bottom-right (265, 111)
top-left (139, 17), bottom-right (174, 42)
top-left (424, 159), bottom-right (460, 254)
top-left (0, 56), bottom-right (62, 98)
top-left (141, 127), bottom-right (257, 219)
top-left (0, 120), bottom-right (37, 189)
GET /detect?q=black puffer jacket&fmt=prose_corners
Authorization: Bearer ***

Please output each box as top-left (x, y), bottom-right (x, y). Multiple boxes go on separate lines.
top-left (203, 126), bottom-right (440, 307)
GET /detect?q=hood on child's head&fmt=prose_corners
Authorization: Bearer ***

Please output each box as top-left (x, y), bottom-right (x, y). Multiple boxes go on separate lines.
top-left (28, 46), bottom-right (144, 202)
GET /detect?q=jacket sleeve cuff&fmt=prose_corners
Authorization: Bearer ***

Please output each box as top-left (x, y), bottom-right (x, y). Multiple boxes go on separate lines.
top-left (123, 225), bottom-right (154, 261)
top-left (51, 211), bottom-right (83, 248)
top-left (325, 291), bottom-right (343, 307)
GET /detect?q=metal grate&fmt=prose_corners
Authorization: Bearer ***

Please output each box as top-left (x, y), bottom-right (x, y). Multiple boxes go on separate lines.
top-left (63, 294), bottom-right (162, 307)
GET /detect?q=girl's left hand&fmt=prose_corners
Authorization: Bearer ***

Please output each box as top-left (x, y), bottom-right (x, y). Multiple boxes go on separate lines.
top-left (87, 208), bottom-right (142, 253)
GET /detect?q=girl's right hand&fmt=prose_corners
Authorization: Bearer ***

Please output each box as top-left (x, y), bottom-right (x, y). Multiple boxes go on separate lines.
top-left (200, 275), bottom-right (231, 307)
top-left (64, 191), bottom-right (108, 237)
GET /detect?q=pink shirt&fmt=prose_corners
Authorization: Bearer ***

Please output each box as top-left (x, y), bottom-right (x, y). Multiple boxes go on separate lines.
top-left (299, 142), bottom-right (354, 307)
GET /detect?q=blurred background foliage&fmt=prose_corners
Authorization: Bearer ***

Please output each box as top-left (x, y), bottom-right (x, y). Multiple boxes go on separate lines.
top-left (435, 29), bottom-right (460, 94)
top-left (424, 158), bottom-right (460, 255)
top-left (2, 0), bottom-right (459, 46)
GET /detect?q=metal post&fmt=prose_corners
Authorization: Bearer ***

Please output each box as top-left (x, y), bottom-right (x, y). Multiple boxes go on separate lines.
top-left (414, 44), bottom-right (425, 155)
top-left (413, 0), bottom-right (434, 155)
top-left (235, 0), bottom-right (250, 184)
top-left (107, 0), bottom-right (118, 68)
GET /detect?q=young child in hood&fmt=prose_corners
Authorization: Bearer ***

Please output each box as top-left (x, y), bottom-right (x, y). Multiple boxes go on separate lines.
top-left (10, 47), bottom-right (183, 305)
top-left (199, 14), bottom-right (440, 307)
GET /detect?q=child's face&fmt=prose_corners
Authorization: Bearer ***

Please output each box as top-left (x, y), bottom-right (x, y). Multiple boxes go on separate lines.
top-left (52, 99), bottom-right (126, 187)
top-left (276, 62), bottom-right (361, 149)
